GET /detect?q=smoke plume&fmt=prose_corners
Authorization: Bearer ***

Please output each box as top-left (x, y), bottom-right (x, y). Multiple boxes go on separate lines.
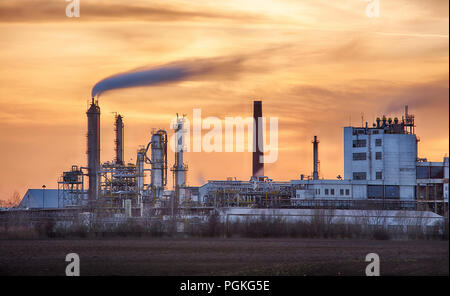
top-left (91, 56), bottom-right (246, 97)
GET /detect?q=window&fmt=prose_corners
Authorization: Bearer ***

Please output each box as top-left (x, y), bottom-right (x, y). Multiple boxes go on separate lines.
top-left (430, 166), bottom-right (444, 179)
top-left (353, 172), bottom-right (366, 180)
top-left (316, 189), bottom-right (320, 195)
top-left (353, 139), bottom-right (367, 148)
top-left (376, 152), bottom-right (382, 160)
top-left (340, 189), bottom-right (344, 195)
top-left (416, 166), bottom-right (430, 179)
top-left (372, 130), bottom-right (379, 135)
top-left (375, 139), bottom-right (382, 146)
top-left (367, 185), bottom-right (383, 199)
top-left (325, 189), bottom-right (329, 195)
top-left (352, 129), bottom-right (367, 135)
top-left (331, 189), bottom-right (335, 195)
top-left (353, 152), bottom-right (367, 160)
top-left (345, 189), bottom-right (350, 196)
top-left (384, 185), bottom-right (400, 199)
top-left (376, 171), bottom-right (382, 180)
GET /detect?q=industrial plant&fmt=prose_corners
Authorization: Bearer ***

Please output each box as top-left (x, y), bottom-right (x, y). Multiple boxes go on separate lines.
top-left (1, 98), bottom-right (448, 233)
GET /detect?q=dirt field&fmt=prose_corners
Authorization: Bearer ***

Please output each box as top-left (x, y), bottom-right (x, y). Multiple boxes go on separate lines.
top-left (0, 238), bottom-right (447, 276)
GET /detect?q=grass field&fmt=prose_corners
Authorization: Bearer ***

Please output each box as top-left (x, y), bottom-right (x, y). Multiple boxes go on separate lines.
top-left (0, 238), bottom-right (447, 276)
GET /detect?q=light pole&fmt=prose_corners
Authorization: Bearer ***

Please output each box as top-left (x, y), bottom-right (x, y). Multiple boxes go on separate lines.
top-left (42, 185), bottom-right (46, 208)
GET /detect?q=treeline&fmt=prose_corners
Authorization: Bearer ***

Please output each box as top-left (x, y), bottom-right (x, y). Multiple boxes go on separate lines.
top-left (185, 214), bottom-right (448, 240)
top-left (0, 213), bottom-right (448, 240)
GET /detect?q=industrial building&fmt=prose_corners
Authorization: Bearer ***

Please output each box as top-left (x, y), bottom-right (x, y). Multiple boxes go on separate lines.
top-left (6, 98), bottom-right (449, 225)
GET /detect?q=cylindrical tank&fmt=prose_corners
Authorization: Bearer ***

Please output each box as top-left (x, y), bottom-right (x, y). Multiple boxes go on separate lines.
top-left (87, 98), bottom-right (100, 205)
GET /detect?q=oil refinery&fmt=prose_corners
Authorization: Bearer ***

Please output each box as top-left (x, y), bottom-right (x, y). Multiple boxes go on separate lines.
top-left (2, 98), bottom-right (448, 231)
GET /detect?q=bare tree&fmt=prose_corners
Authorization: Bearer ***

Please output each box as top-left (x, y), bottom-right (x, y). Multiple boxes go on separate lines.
top-left (5, 191), bottom-right (21, 208)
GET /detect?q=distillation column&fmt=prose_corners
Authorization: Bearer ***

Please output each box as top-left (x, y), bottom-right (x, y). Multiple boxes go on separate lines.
top-left (171, 115), bottom-right (188, 200)
top-left (87, 98), bottom-right (100, 206)
top-left (136, 148), bottom-right (145, 216)
top-left (151, 130), bottom-right (167, 199)
top-left (115, 114), bottom-right (124, 165)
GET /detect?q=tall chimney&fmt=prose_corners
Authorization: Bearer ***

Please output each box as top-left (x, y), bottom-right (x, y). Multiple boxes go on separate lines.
top-left (87, 98), bottom-right (100, 206)
top-left (114, 114), bottom-right (124, 165)
top-left (252, 100), bottom-right (264, 178)
top-left (312, 136), bottom-right (319, 180)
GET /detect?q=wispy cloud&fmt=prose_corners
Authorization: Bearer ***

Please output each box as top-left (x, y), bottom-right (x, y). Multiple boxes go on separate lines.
top-left (0, 0), bottom-right (269, 23)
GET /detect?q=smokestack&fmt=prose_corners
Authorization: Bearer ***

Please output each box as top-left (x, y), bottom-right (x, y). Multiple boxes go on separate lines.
top-left (312, 136), bottom-right (319, 180)
top-left (114, 114), bottom-right (124, 165)
top-left (87, 98), bottom-right (100, 206)
top-left (252, 100), bottom-right (264, 178)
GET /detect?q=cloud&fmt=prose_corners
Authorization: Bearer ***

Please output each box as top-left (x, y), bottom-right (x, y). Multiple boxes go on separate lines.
top-left (0, 0), bottom-right (269, 23)
top-left (383, 79), bottom-right (449, 114)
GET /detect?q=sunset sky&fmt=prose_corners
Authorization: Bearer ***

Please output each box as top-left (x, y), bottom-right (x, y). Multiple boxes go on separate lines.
top-left (0, 0), bottom-right (448, 202)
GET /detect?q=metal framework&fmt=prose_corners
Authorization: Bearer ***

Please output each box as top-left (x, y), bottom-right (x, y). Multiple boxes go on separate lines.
top-left (57, 165), bottom-right (86, 208)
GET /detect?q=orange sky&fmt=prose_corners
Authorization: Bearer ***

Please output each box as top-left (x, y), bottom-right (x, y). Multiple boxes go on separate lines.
top-left (0, 0), bottom-right (448, 202)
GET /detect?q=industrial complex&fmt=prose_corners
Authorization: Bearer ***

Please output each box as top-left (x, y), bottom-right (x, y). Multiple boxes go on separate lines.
top-left (2, 98), bottom-right (448, 231)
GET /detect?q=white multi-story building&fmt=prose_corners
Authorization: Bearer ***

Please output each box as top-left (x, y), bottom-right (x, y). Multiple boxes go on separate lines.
top-left (343, 124), bottom-right (417, 201)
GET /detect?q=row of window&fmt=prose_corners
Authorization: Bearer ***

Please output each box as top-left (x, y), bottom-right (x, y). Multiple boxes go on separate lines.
top-left (367, 185), bottom-right (400, 199)
top-left (353, 171), bottom-right (383, 180)
top-left (354, 167), bottom-right (446, 179)
top-left (352, 152), bottom-right (383, 160)
top-left (352, 129), bottom-right (382, 136)
top-left (416, 166), bottom-right (444, 179)
top-left (316, 188), bottom-right (351, 196)
top-left (352, 139), bottom-right (382, 148)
